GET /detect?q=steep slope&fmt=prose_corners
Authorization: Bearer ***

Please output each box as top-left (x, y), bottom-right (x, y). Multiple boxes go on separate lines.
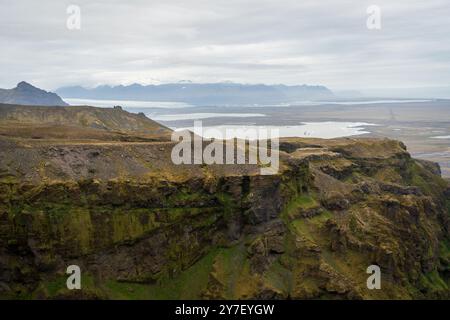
top-left (0, 103), bottom-right (172, 141)
top-left (0, 82), bottom-right (68, 106)
top-left (0, 106), bottom-right (448, 300)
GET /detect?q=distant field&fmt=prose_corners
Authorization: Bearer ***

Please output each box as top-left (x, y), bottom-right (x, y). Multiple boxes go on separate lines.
top-left (138, 100), bottom-right (450, 177)
top-left (67, 99), bottom-right (450, 177)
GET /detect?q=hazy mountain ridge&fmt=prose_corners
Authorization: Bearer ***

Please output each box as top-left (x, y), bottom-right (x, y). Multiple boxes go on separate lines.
top-left (0, 82), bottom-right (68, 106)
top-left (56, 82), bottom-right (334, 105)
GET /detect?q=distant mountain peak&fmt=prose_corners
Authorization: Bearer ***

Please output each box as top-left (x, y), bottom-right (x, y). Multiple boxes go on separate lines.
top-left (16, 81), bottom-right (36, 90)
top-left (0, 82), bottom-right (68, 106)
top-left (17, 81), bottom-right (31, 86)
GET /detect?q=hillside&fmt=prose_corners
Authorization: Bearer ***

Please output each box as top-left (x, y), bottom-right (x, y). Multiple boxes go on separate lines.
top-left (56, 82), bottom-right (334, 105)
top-left (0, 82), bottom-right (68, 106)
top-left (0, 103), bottom-right (171, 141)
top-left (0, 105), bottom-right (448, 300)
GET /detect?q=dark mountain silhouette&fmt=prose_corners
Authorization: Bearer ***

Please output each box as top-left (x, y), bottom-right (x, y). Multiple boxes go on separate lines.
top-left (56, 82), bottom-right (334, 105)
top-left (0, 82), bottom-right (68, 106)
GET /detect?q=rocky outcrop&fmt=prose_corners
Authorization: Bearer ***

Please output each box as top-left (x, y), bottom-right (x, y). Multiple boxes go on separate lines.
top-left (0, 106), bottom-right (448, 300)
top-left (0, 136), bottom-right (448, 300)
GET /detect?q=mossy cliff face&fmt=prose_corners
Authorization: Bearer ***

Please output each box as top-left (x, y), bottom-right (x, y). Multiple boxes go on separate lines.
top-left (0, 138), bottom-right (448, 299)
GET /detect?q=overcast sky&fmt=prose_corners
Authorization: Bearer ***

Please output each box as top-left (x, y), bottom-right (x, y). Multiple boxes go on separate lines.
top-left (1, 0), bottom-right (449, 92)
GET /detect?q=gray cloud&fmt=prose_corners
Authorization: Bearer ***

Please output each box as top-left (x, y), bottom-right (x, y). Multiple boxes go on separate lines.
top-left (0, 0), bottom-right (449, 91)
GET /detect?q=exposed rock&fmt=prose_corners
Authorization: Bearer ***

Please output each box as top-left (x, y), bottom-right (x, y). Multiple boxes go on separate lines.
top-left (0, 105), bottom-right (448, 300)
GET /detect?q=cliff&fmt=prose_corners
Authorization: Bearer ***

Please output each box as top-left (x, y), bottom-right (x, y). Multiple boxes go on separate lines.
top-left (0, 105), bottom-right (448, 299)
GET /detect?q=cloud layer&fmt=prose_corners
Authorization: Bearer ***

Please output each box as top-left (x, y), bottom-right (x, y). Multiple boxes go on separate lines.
top-left (1, 0), bottom-right (449, 91)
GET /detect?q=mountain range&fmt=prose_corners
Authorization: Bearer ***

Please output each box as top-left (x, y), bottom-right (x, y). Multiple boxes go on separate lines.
top-left (0, 82), bottom-right (68, 106)
top-left (56, 82), bottom-right (334, 105)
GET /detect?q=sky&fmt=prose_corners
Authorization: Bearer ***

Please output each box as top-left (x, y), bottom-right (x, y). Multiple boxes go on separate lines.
top-left (1, 0), bottom-right (450, 93)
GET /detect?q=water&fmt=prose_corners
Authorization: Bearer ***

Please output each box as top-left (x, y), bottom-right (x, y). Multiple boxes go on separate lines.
top-left (149, 113), bottom-right (266, 121)
top-left (175, 122), bottom-right (377, 139)
top-left (63, 97), bottom-right (450, 176)
top-left (64, 98), bottom-right (384, 139)
top-left (65, 98), bottom-right (433, 109)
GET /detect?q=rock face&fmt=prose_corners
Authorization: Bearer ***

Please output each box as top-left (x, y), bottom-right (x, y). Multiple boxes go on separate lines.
top-left (0, 82), bottom-right (68, 106)
top-left (0, 106), bottom-right (448, 300)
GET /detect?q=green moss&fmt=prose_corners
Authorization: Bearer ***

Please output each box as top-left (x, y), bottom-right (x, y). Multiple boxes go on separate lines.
top-left (296, 195), bottom-right (318, 209)
top-left (216, 192), bottom-right (233, 207)
top-left (281, 194), bottom-right (319, 220)
top-left (166, 189), bottom-right (209, 207)
top-left (420, 270), bottom-right (448, 292)
top-left (190, 210), bottom-right (220, 228)
top-left (439, 239), bottom-right (450, 270)
top-left (103, 281), bottom-right (154, 300)
top-left (41, 273), bottom-right (97, 298)
top-left (264, 260), bottom-right (292, 294)
top-left (105, 248), bottom-right (221, 299)
top-left (0, 176), bottom-right (18, 184)
top-left (374, 167), bottom-right (402, 184)
top-left (291, 219), bottom-right (314, 242)
top-left (51, 207), bottom-right (93, 255)
top-left (309, 210), bottom-right (332, 225)
top-left (111, 208), bottom-right (158, 244)
top-left (216, 192), bottom-right (236, 222)
top-left (408, 162), bottom-right (448, 197)
top-left (3, 153), bottom-right (448, 300)
top-left (208, 245), bottom-right (248, 299)
top-left (291, 210), bottom-right (332, 243)
top-left (45, 276), bottom-right (67, 297)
